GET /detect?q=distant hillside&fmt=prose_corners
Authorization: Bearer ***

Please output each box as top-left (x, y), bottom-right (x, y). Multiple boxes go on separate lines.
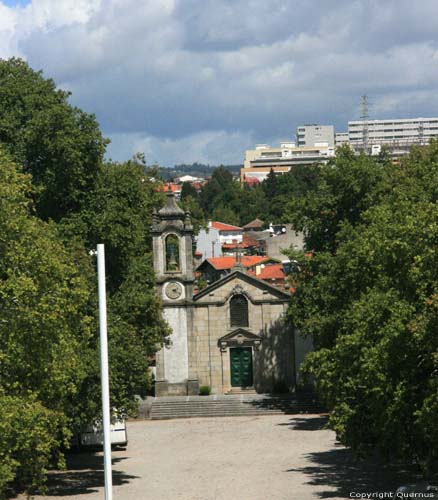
top-left (159, 162), bottom-right (242, 180)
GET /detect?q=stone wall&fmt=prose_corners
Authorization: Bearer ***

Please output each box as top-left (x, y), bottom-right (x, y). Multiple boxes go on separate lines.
top-left (162, 306), bottom-right (189, 383)
top-left (191, 275), bottom-right (294, 394)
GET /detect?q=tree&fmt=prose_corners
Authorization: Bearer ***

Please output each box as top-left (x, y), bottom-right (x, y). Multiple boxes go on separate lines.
top-left (180, 194), bottom-right (206, 234)
top-left (260, 164), bottom-right (320, 223)
top-left (211, 203), bottom-right (241, 226)
top-left (180, 181), bottom-right (199, 201)
top-left (0, 148), bottom-right (95, 494)
top-left (287, 142), bottom-right (438, 475)
top-left (64, 155), bottom-right (163, 292)
top-left (0, 58), bottom-right (108, 221)
top-left (61, 155), bottom-right (171, 412)
top-left (284, 147), bottom-right (390, 252)
top-left (263, 168), bottom-right (278, 200)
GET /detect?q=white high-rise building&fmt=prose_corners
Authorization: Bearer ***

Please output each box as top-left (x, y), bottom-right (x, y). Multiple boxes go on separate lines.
top-left (348, 117), bottom-right (438, 149)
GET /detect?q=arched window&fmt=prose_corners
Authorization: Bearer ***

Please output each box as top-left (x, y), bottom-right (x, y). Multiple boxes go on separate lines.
top-left (165, 234), bottom-right (180, 271)
top-left (230, 294), bottom-right (248, 327)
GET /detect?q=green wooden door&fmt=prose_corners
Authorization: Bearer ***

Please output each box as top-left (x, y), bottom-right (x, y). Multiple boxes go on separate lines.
top-left (230, 347), bottom-right (253, 387)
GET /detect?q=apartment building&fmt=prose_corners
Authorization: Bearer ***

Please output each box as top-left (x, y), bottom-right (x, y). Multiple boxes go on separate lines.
top-left (296, 124), bottom-right (335, 147)
top-left (348, 117), bottom-right (438, 149)
top-left (335, 132), bottom-right (349, 147)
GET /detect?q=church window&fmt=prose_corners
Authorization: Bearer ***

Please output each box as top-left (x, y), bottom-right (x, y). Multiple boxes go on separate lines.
top-left (165, 234), bottom-right (180, 271)
top-left (230, 294), bottom-right (248, 327)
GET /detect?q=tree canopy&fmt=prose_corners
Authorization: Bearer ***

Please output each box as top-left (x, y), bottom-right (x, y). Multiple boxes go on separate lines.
top-left (0, 57), bottom-right (108, 221)
top-left (286, 143), bottom-right (438, 475)
top-left (0, 60), bottom-right (170, 496)
top-left (0, 148), bottom-right (94, 494)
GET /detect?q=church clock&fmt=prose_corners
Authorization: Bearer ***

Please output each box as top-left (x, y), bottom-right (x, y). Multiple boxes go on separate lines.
top-left (165, 281), bottom-right (183, 300)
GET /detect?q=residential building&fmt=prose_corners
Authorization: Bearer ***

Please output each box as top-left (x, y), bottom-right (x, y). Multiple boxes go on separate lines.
top-left (335, 132), bottom-right (349, 148)
top-left (196, 221), bottom-right (244, 258)
top-left (209, 221), bottom-right (243, 246)
top-left (242, 218), bottom-right (264, 232)
top-left (196, 255), bottom-right (275, 284)
top-left (247, 263), bottom-right (288, 290)
top-left (195, 226), bottom-right (222, 259)
top-left (296, 124), bottom-right (335, 147)
top-left (162, 182), bottom-right (182, 198)
top-left (246, 224), bottom-right (304, 259)
top-left (348, 117), bottom-right (438, 151)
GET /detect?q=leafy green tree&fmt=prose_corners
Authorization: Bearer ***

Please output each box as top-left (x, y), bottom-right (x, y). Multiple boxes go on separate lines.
top-left (287, 142), bottom-right (438, 475)
top-left (0, 58), bottom-right (108, 221)
top-left (61, 155), bottom-right (171, 412)
top-left (238, 183), bottom-right (266, 226)
top-left (284, 147), bottom-right (390, 252)
top-left (199, 177), bottom-right (222, 214)
top-left (64, 156), bottom-right (163, 292)
top-left (180, 181), bottom-right (199, 201)
top-left (0, 148), bottom-right (95, 495)
top-left (0, 393), bottom-right (69, 496)
top-left (211, 203), bottom-right (241, 226)
top-left (263, 168), bottom-right (278, 200)
top-left (259, 164), bottom-right (320, 222)
top-left (180, 194), bottom-right (206, 234)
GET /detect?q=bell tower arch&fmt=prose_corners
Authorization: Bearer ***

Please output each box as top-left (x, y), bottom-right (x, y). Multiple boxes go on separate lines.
top-left (152, 192), bottom-right (195, 299)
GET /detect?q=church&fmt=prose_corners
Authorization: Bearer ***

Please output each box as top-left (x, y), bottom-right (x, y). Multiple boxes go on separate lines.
top-left (152, 192), bottom-right (311, 396)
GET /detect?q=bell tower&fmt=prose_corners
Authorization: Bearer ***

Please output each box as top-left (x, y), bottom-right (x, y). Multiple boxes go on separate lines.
top-left (152, 192), bottom-right (197, 396)
top-left (152, 191), bottom-right (195, 298)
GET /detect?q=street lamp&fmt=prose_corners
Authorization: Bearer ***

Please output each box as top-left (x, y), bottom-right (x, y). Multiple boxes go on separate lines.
top-left (92, 245), bottom-right (113, 500)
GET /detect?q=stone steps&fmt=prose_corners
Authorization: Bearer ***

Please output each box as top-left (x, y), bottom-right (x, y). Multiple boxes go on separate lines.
top-left (147, 396), bottom-right (325, 420)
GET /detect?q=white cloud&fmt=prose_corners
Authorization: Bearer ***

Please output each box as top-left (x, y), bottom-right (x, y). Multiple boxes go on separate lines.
top-left (107, 129), bottom-right (255, 166)
top-left (1, 0), bottom-right (438, 165)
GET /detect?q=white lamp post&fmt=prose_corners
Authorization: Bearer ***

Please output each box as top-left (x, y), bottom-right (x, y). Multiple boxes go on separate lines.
top-left (97, 244), bottom-right (113, 500)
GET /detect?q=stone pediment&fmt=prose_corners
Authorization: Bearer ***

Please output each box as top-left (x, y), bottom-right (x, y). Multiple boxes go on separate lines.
top-left (193, 270), bottom-right (291, 302)
top-left (218, 328), bottom-right (262, 352)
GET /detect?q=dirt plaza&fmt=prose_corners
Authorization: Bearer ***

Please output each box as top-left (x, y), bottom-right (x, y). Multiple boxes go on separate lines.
top-left (20, 415), bottom-right (417, 500)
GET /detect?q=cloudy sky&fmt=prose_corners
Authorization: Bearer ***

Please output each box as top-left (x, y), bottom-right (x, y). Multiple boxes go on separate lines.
top-left (1, 0), bottom-right (438, 166)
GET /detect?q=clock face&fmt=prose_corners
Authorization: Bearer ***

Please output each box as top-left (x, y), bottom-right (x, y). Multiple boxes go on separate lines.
top-left (165, 281), bottom-right (183, 300)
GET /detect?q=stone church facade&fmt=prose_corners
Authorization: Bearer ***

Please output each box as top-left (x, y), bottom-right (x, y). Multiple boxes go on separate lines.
top-left (152, 193), bottom-right (308, 396)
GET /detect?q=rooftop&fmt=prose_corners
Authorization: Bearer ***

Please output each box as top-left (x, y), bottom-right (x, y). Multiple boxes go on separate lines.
top-left (205, 255), bottom-right (267, 271)
top-left (210, 221), bottom-right (243, 232)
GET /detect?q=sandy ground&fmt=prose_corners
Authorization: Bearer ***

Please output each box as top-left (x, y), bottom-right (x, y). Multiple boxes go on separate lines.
top-left (17, 415), bottom-right (415, 500)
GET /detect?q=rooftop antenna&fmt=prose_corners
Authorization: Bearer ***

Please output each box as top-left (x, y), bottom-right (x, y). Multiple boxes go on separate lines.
top-left (360, 95), bottom-right (369, 153)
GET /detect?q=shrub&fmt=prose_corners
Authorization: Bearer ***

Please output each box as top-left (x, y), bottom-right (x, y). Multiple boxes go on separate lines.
top-left (0, 394), bottom-right (69, 497)
top-left (199, 385), bottom-right (211, 396)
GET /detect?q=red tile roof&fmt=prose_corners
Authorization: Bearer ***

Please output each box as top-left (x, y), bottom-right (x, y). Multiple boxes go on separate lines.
top-left (207, 256), bottom-right (267, 270)
top-left (210, 221), bottom-right (242, 231)
top-left (243, 218), bottom-right (264, 229)
top-left (248, 264), bottom-right (285, 280)
top-left (159, 183), bottom-right (181, 193)
top-left (243, 176), bottom-right (260, 185)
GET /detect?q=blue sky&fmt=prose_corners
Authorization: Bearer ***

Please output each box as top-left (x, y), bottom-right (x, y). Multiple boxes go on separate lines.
top-left (1, 0), bottom-right (438, 167)
top-left (1, 0), bottom-right (29, 5)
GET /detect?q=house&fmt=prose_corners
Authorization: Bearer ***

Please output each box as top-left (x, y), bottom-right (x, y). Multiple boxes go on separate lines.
top-left (243, 218), bottom-right (264, 232)
top-left (196, 255), bottom-right (280, 284)
top-left (210, 221), bottom-right (243, 246)
top-left (161, 182), bottom-right (182, 198)
top-left (247, 263), bottom-right (288, 290)
top-left (196, 221), bottom-right (244, 258)
top-left (195, 226), bottom-right (222, 259)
